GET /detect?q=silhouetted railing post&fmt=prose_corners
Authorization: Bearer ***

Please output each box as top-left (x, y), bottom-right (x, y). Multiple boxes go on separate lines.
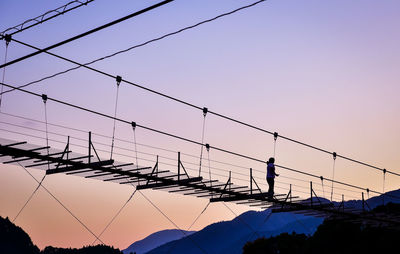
top-left (67, 136), bottom-right (70, 160)
top-left (88, 131), bottom-right (91, 164)
top-left (250, 168), bottom-right (253, 195)
top-left (229, 171), bottom-right (231, 192)
top-left (310, 181), bottom-right (313, 207)
top-left (178, 152), bottom-right (181, 182)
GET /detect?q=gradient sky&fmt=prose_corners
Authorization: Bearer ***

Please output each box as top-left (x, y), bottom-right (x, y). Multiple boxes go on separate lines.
top-left (0, 0), bottom-right (399, 250)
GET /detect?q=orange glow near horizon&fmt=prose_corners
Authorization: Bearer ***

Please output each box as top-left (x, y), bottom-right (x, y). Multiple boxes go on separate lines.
top-left (0, 0), bottom-right (399, 250)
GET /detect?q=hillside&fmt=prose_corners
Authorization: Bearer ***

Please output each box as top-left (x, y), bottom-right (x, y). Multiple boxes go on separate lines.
top-left (123, 229), bottom-right (195, 254)
top-left (0, 216), bottom-right (122, 254)
top-left (243, 202), bottom-right (400, 254)
top-left (146, 211), bottom-right (322, 254)
top-left (144, 189), bottom-right (400, 254)
top-left (0, 216), bottom-right (40, 254)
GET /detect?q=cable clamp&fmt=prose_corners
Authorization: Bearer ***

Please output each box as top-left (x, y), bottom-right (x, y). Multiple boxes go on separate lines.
top-left (274, 132), bottom-right (278, 141)
top-left (202, 107), bottom-right (208, 117)
top-left (383, 168), bottom-right (386, 174)
top-left (320, 176), bottom-right (324, 181)
top-left (332, 152), bottom-right (337, 160)
top-left (205, 143), bottom-right (210, 152)
top-left (116, 75), bottom-right (122, 86)
top-left (4, 34), bottom-right (11, 46)
top-left (366, 188), bottom-right (369, 193)
top-left (131, 121), bottom-right (136, 130)
top-left (41, 94), bottom-right (48, 103)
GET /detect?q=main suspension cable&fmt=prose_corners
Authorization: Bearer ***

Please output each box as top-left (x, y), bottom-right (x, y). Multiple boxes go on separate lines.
top-left (0, 1), bottom-right (395, 179)
top-left (1, 118), bottom-right (360, 200)
top-left (0, 0), bottom-right (174, 69)
top-left (0, 0), bottom-right (267, 96)
top-left (4, 41), bottom-right (395, 180)
top-left (1, 81), bottom-right (399, 200)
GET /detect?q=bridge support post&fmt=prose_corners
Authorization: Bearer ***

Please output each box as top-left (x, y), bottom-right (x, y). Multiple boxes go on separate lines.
top-left (88, 131), bottom-right (91, 164)
top-left (229, 171), bottom-right (231, 192)
top-left (250, 168), bottom-right (253, 195)
top-left (178, 152), bottom-right (181, 182)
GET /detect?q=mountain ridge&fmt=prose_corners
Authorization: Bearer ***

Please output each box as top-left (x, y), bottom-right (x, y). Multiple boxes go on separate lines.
top-left (142, 189), bottom-right (400, 254)
top-left (123, 229), bottom-right (195, 254)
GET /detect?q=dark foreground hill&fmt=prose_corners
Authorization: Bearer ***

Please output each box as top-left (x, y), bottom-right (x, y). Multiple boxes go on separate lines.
top-left (0, 216), bottom-right (122, 254)
top-left (40, 245), bottom-right (122, 254)
top-left (243, 202), bottom-right (400, 254)
top-left (0, 216), bottom-right (40, 254)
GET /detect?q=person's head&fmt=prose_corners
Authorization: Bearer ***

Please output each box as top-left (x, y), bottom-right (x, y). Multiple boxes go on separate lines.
top-left (268, 157), bottom-right (275, 164)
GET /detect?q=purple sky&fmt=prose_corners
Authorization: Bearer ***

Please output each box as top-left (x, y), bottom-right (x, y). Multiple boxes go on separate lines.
top-left (0, 0), bottom-right (399, 250)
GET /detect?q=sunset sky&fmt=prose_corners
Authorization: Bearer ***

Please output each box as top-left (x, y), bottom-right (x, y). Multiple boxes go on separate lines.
top-left (0, 0), bottom-right (399, 250)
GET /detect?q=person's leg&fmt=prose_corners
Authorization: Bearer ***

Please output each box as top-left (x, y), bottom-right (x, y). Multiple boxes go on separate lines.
top-left (271, 178), bottom-right (275, 197)
top-left (267, 178), bottom-right (273, 198)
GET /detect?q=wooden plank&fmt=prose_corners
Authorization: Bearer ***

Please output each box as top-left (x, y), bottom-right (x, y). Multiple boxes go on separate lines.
top-left (46, 160), bottom-right (114, 174)
top-left (135, 177), bottom-right (203, 190)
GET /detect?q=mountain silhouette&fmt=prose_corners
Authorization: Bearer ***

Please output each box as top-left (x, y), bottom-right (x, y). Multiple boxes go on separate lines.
top-left (243, 202), bottom-right (400, 254)
top-left (143, 189), bottom-right (400, 254)
top-left (2, 189), bottom-right (399, 254)
top-left (123, 229), bottom-right (195, 254)
top-left (145, 210), bottom-right (323, 254)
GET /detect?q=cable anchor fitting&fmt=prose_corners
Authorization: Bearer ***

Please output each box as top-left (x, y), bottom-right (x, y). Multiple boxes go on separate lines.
top-left (131, 121), bottom-right (136, 130)
top-left (202, 107), bottom-right (208, 117)
top-left (273, 132), bottom-right (278, 141)
top-left (205, 143), bottom-right (210, 152)
top-left (41, 94), bottom-right (48, 104)
top-left (116, 75), bottom-right (122, 86)
top-left (4, 34), bottom-right (11, 46)
top-left (332, 152), bottom-right (337, 160)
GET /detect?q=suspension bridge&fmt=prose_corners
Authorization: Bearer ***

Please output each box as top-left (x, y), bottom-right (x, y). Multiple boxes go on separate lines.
top-left (0, 0), bottom-right (399, 250)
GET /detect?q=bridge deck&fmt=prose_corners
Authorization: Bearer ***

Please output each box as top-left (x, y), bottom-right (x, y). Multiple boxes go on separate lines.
top-left (1, 137), bottom-right (399, 227)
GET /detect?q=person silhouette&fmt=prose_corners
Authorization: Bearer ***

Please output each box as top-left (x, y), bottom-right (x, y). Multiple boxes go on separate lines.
top-left (266, 157), bottom-right (279, 200)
